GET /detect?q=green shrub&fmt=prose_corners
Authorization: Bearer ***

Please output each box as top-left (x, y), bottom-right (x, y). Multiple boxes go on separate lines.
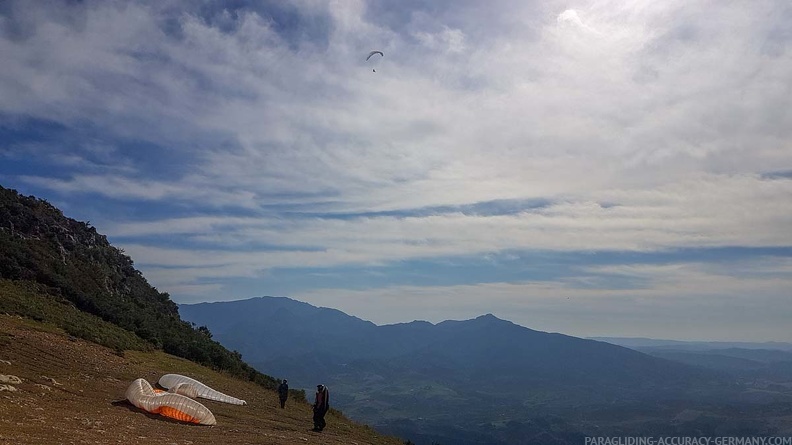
top-left (0, 185), bottom-right (280, 392)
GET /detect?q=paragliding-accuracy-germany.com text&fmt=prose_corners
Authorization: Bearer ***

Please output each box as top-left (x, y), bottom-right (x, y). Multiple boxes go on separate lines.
top-left (584, 437), bottom-right (792, 445)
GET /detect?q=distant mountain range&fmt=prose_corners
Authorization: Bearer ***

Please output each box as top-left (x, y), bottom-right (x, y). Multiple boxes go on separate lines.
top-left (591, 337), bottom-right (792, 351)
top-left (593, 337), bottom-right (792, 383)
top-left (179, 297), bottom-right (713, 397)
top-left (179, 296), bottom-right (792, 445)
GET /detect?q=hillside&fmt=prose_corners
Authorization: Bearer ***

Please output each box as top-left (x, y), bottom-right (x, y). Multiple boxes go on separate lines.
top-left (0, 313), bottom-right (402, 445)
top-left (0, 185), bottom-right (275, 388)
top-left (0, 185), bottom-right (404, 444)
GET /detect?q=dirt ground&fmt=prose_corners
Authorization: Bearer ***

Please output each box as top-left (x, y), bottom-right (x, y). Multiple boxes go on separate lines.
top-left (0, 315), bottom-right (403, 445)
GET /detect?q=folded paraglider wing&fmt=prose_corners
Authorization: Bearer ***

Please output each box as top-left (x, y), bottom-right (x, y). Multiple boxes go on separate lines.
top-left (125, 378), bottom-right (216, 425)
top-left (168, 381), bottom-right (199, 398)
top-left (158, 374), bottom-right (247, 406)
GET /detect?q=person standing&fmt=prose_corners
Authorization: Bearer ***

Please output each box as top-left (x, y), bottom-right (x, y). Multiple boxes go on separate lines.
top-left (312, 384), bottom-right (330, 432)
top-left (277, 379), bottom-right (289, 409)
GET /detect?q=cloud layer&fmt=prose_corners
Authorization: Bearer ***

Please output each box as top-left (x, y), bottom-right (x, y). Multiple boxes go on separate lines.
top-left (1, 0), bottom-right (790, 340)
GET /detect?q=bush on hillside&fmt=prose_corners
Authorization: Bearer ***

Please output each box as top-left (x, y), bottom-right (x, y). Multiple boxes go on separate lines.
top-left (0, 185), bottom-right (281, 392)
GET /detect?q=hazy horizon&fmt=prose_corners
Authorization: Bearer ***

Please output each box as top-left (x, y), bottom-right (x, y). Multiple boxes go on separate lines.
top-left (181, 295), bottom-right (792, 344)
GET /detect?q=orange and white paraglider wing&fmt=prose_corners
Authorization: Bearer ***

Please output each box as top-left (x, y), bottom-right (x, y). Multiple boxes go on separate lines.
top-left (159, 374), bottom-right (246, 406)
top-left (125, 378), bottom-right (216, 425)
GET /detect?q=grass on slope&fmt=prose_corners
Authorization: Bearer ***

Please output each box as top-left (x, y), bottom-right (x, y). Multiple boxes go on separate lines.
top-left (0, 279), bottom-right (150, 352)
top-left (0, 313), bottom-right (404, 445)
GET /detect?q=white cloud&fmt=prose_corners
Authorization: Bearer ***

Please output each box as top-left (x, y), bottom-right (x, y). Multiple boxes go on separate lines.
top-left (1, 0), bottom-right (791, 339)
top-left (556, 9), bottom-right (600, 35)
top-left (5, 0), bottom-right (789, 214)
top-left (293, 258), bottom-right (792, 341)
top-left (110, 174), bottom-right (791, 264)
top-left (414, 26), bottom-right (466, 53)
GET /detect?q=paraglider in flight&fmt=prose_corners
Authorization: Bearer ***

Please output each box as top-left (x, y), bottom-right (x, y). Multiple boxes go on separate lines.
top-left (366, 50), bottom-right (384, 61)
top-left (159, 374), bottom-right (247, 405)
top-left (367, 50), bottom-right (383, 72)
top-left (125, 378), bottom-right (216, 425)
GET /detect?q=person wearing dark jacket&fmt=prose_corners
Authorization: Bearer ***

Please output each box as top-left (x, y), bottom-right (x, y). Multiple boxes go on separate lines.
top-left (312, 384), bottom-right (330, 431)
top-left (277, 379), bottom-right (289, 409)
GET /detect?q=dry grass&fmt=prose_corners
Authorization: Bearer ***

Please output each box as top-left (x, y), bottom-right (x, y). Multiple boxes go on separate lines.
top-left (0, 314), bottom-right (404, 445)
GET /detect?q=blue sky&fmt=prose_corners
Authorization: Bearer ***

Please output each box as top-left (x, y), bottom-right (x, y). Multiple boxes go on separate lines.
top-left (1, 0), bottom-right (790, 341)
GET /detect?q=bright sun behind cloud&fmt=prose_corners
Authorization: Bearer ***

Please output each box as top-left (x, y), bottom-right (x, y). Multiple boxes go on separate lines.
top-left (1, 0), bottom-right (790, 341)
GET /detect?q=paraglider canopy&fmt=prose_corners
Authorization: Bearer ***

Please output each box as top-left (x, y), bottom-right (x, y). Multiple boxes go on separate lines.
top-left (366, 50), bottom-right (384, 61)
top-left (367, 51), bottom-right (384, 72)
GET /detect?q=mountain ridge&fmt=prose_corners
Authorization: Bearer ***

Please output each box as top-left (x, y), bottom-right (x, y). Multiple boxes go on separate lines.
top-left (179, 296), bottom-right (750, 444)
top-left (180, 295), bottom-right (709, 385)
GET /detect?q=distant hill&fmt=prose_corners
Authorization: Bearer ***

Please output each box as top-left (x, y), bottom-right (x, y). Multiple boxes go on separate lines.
top-left (592, 336), bottom-right (792, 382)
top-left (180, 296), bottom-right (716, 395)
top-left (179, 296), bottom-right (781, 445)
top-left (591, 337), bottom-right (792, 351)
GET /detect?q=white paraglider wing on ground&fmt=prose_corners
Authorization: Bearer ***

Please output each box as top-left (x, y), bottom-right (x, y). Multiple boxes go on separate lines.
top-left (125, 378), bottom-right (216, 425)
top-left (168, 381), bottom-right (199, 398)
top-left (158, 374), bottom-right (247, 405)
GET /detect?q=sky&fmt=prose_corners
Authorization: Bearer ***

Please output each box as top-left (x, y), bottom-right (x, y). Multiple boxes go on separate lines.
top-left (1, 0), bottom-right (790, 341)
